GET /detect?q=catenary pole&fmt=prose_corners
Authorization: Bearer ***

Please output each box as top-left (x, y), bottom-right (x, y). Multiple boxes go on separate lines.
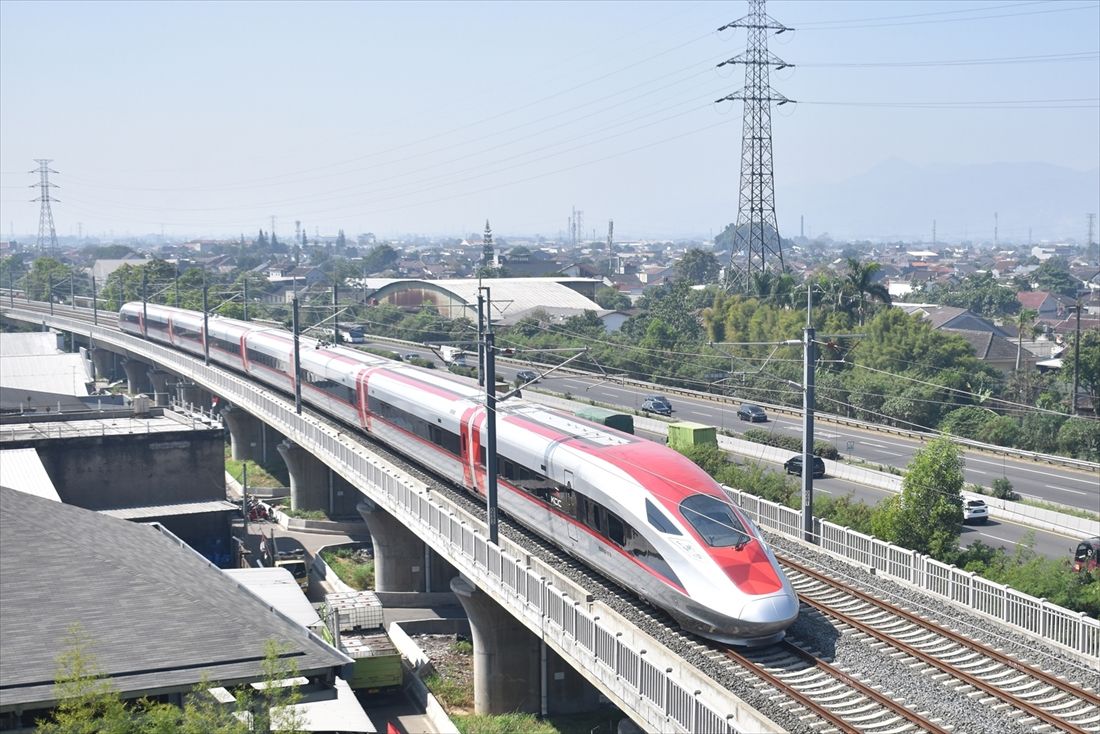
top-left (91, 275), bottom-right (98, 325)
top-left (292, 295), bottom-right (302, 415)
top-left (801, 282), bottom-right (816, 543)
top-left (1072, 299), bottom-right (1082, 415)
top-left (482, 287), bottom-right (498, 544)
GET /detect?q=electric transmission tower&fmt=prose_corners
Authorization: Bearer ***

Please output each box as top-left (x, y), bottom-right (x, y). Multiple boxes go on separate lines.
top-left (716, 0), bottom-right (793, 293)
top-left (31, 159), bottom-right (60, 252)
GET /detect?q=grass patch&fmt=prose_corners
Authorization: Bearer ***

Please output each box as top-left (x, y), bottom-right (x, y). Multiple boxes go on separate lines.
top-left (453, 711), bottom-right (623, 734)
top-left (224, 445), bottom-right (284, 488)
top-left (283, 507), bottom-right (329, 520)
top-left (423, 672), bottom-right (473, 710)
top-left (320, 548), bottom-right (374, 590)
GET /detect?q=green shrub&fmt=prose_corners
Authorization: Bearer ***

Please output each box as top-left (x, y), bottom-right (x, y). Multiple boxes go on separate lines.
top-left (990, 477), bottom-right (1019, 500)
top-left (741, 429), bottom-right (839, 459)
top-left (320, 549), bottom-right (375, 590)
top-left (282, 508), bottom-right (328, 520)
top-left (1057, 417), bottom-right (1100, 461)
top-left (939, 406), bottom-right (996, 439)
top-left (815, 493), bottom-right (875, 535)
top-left (454, 713), bottom-right (558, 734)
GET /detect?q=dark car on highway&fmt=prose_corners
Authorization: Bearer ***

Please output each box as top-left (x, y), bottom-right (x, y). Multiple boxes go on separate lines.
top-left (641, 395), bottom-right (673, 416)
top-left (783, 455), bottom-right (826, 478)
top-left (515, 370), bottom-right (539, 384)
top-left (737, 404), bottom-right (768, 422)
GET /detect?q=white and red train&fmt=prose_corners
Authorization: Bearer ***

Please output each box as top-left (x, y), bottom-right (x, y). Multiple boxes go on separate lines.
top-left (121, 302), bottom-right (799, 644)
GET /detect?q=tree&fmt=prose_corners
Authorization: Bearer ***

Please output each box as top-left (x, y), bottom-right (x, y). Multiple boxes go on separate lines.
top-left (1030, 256), bottom-right (1081, 298)
top-left (594, 286), bottom-right (630, 310)
top-left (256, 229), bottom-right (268, 248)
top-left (335, 229), bottom-right (346, 248)
top-left (870, 436), bottom-right (964, 560)
top-left (844, 257), bottom-right (891, 326)
top-left (1013, 308), bottom-right (1038, 372)
top-left (1062, 329), bottom-right (1100, 413)
top-left (676, 248), bottom-right (720, 285)
top-left (36, 627), bottom-right (304, 734)
top-left (22, 257), bottom-right (71, 302)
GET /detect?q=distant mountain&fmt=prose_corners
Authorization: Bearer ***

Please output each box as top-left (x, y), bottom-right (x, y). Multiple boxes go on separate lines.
top-left (779, 160), bottom-right (1100, 243)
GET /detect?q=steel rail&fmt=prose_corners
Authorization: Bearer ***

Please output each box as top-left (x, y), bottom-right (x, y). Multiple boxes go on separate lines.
top-left (781, 555), bottom-right (1098, 734)
top-left (724, 641), bottom-right (950, 734)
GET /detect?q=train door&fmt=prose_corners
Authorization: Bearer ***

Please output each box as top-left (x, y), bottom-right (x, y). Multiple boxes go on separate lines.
top-left (564, 470), bottom-right (579, 543)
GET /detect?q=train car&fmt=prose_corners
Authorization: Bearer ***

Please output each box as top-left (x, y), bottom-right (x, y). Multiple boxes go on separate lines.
top-left (120, 303), bottom-right (799, 645)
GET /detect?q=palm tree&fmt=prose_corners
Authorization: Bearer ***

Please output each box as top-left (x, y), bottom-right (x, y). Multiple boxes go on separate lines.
top-left (845, 258), bottom-right (892, 326)
top-left (1014, 308), bottom-right (1038, 372)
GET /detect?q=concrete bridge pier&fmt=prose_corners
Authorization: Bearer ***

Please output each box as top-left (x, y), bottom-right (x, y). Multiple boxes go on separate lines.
top-left (356, 498), bottom-right (428, 592)
top-left (90, 347), bottom-right (120, 382)
top-left (122, 358), bottom-right (153, 395)
top-left (222, 405), bottom-right (263, 462)
top-left (277, 439), bottom-right (328, 511)
top-left (147, 370), bottom-right (173, 407)
top-left (450, 575), bottom-right (542, 715)
top-left (175, 381), bottom-right (212, 411)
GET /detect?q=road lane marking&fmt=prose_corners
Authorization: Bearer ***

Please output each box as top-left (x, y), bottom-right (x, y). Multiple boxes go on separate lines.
top-left (967, 456), bottom-right (1099, 484)
top-left (1045, 484), bottom-right (1089, 496)
top-left (968, 469), bottom-right (987, 475)
top-left (973, 531), bottom-right (1021, 544)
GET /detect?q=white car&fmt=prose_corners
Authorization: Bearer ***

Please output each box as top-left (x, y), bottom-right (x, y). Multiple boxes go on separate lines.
top-left (963, 499), bottom-right (989, 525)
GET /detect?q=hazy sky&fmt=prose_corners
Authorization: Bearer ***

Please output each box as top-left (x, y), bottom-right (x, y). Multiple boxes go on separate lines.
top-left (2, 0), bottom-right (1098, 242)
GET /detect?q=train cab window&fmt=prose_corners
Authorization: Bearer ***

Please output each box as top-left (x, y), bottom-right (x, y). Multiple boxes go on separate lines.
top-left (679, 494), bottom-right (751, 549)
top-left (606, 512), bottom-right (625, 546)
top-left (646, 499), bottom-right (681, 535)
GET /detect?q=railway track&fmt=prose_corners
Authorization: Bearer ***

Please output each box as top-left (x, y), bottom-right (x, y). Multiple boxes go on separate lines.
top-left (779, 554), bottom-right (1100, 734)
top-left (724, 639), bottom-right (950, 734)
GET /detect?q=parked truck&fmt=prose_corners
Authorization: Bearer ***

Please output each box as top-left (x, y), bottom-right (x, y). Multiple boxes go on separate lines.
top-left (667, 421), bottom-right (718, 452)
top-left (262, 533), bottom-right (309, 592)
top-left (574, 406), bottom-right (634, 435)
top-left (319, 591), bottom-right (404, 697)
top-left (438, 345), bottom-right (468, 366)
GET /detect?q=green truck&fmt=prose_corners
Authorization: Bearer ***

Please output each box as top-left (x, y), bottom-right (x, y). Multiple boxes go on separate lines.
top-left (667, 421), bottom-right (718, 452)
top-left (319, 591), bottom-right (403, 697)
top-left (574, 406), bottom-right (634, 434)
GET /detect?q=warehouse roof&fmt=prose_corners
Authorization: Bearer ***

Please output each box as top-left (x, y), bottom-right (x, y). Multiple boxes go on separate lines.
top-left (0, 487), bottom-right (350, 711)
top-left (368, 277), bottom-right (603, 321)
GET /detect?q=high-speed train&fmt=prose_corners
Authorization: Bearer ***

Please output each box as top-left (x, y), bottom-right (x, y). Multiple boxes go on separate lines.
top-left (121, 302), bottom-right (799, 644)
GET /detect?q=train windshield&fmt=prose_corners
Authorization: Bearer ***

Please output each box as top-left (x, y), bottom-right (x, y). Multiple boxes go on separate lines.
top-left (679, 495), bottom-right (752, 549)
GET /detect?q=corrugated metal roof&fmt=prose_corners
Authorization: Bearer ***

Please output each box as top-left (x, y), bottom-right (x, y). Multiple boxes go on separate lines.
top-left (99, 500), bottom-right (240, 520)
top-left (368, 277), bottom-right (602, 320)
top-left (0, 332), bottom-right (63, 356)
top-left (0, 487), bottom-right (350, 710)
top-left (0, 353), bottom-right (91, 395)
top-left (0, 448), bottom-right (60, 501)
top-left (224, 567), bottom-right (322, 630)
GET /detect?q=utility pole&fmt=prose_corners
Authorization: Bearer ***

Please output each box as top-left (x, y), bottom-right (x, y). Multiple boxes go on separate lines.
top-left (476, 291), bottom-right (486, 387)
top-left (69, 273), bottom-right (75, 310)
top-left (174, 263), bottom-right (180, 308)
top-left (717, 0), bottom-right (793, 293)
top-left (292, 296), bottom-right (302, 415)
top-left (201, 273), bottom-right (210, 366)
top-left (332, 280), bottom-right (339, 344)
top-left (481, 287), bottom-right (499, 545)
top-left (31, 159), bottom-right (59, 253)
top-left (243, 278), bottom-right (249, 321)
top-left (141, 269), bottom-right (148, 338)
top-left (47, 273), bottom-right (54, 315)
top-left (1072, 300), bottom-right (1082, 416)
top-left (91, 275), bottom-right (98, 325)
top-left (801, 283), bottom-right (816, 543)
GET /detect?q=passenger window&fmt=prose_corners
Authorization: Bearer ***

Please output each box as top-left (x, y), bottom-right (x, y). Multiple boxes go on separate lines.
top-left (646, 499), bottom-right (681, 535)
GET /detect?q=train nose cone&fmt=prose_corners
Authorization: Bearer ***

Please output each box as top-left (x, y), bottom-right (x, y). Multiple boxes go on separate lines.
top-left (740, 593), bottom-right (800, 629)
